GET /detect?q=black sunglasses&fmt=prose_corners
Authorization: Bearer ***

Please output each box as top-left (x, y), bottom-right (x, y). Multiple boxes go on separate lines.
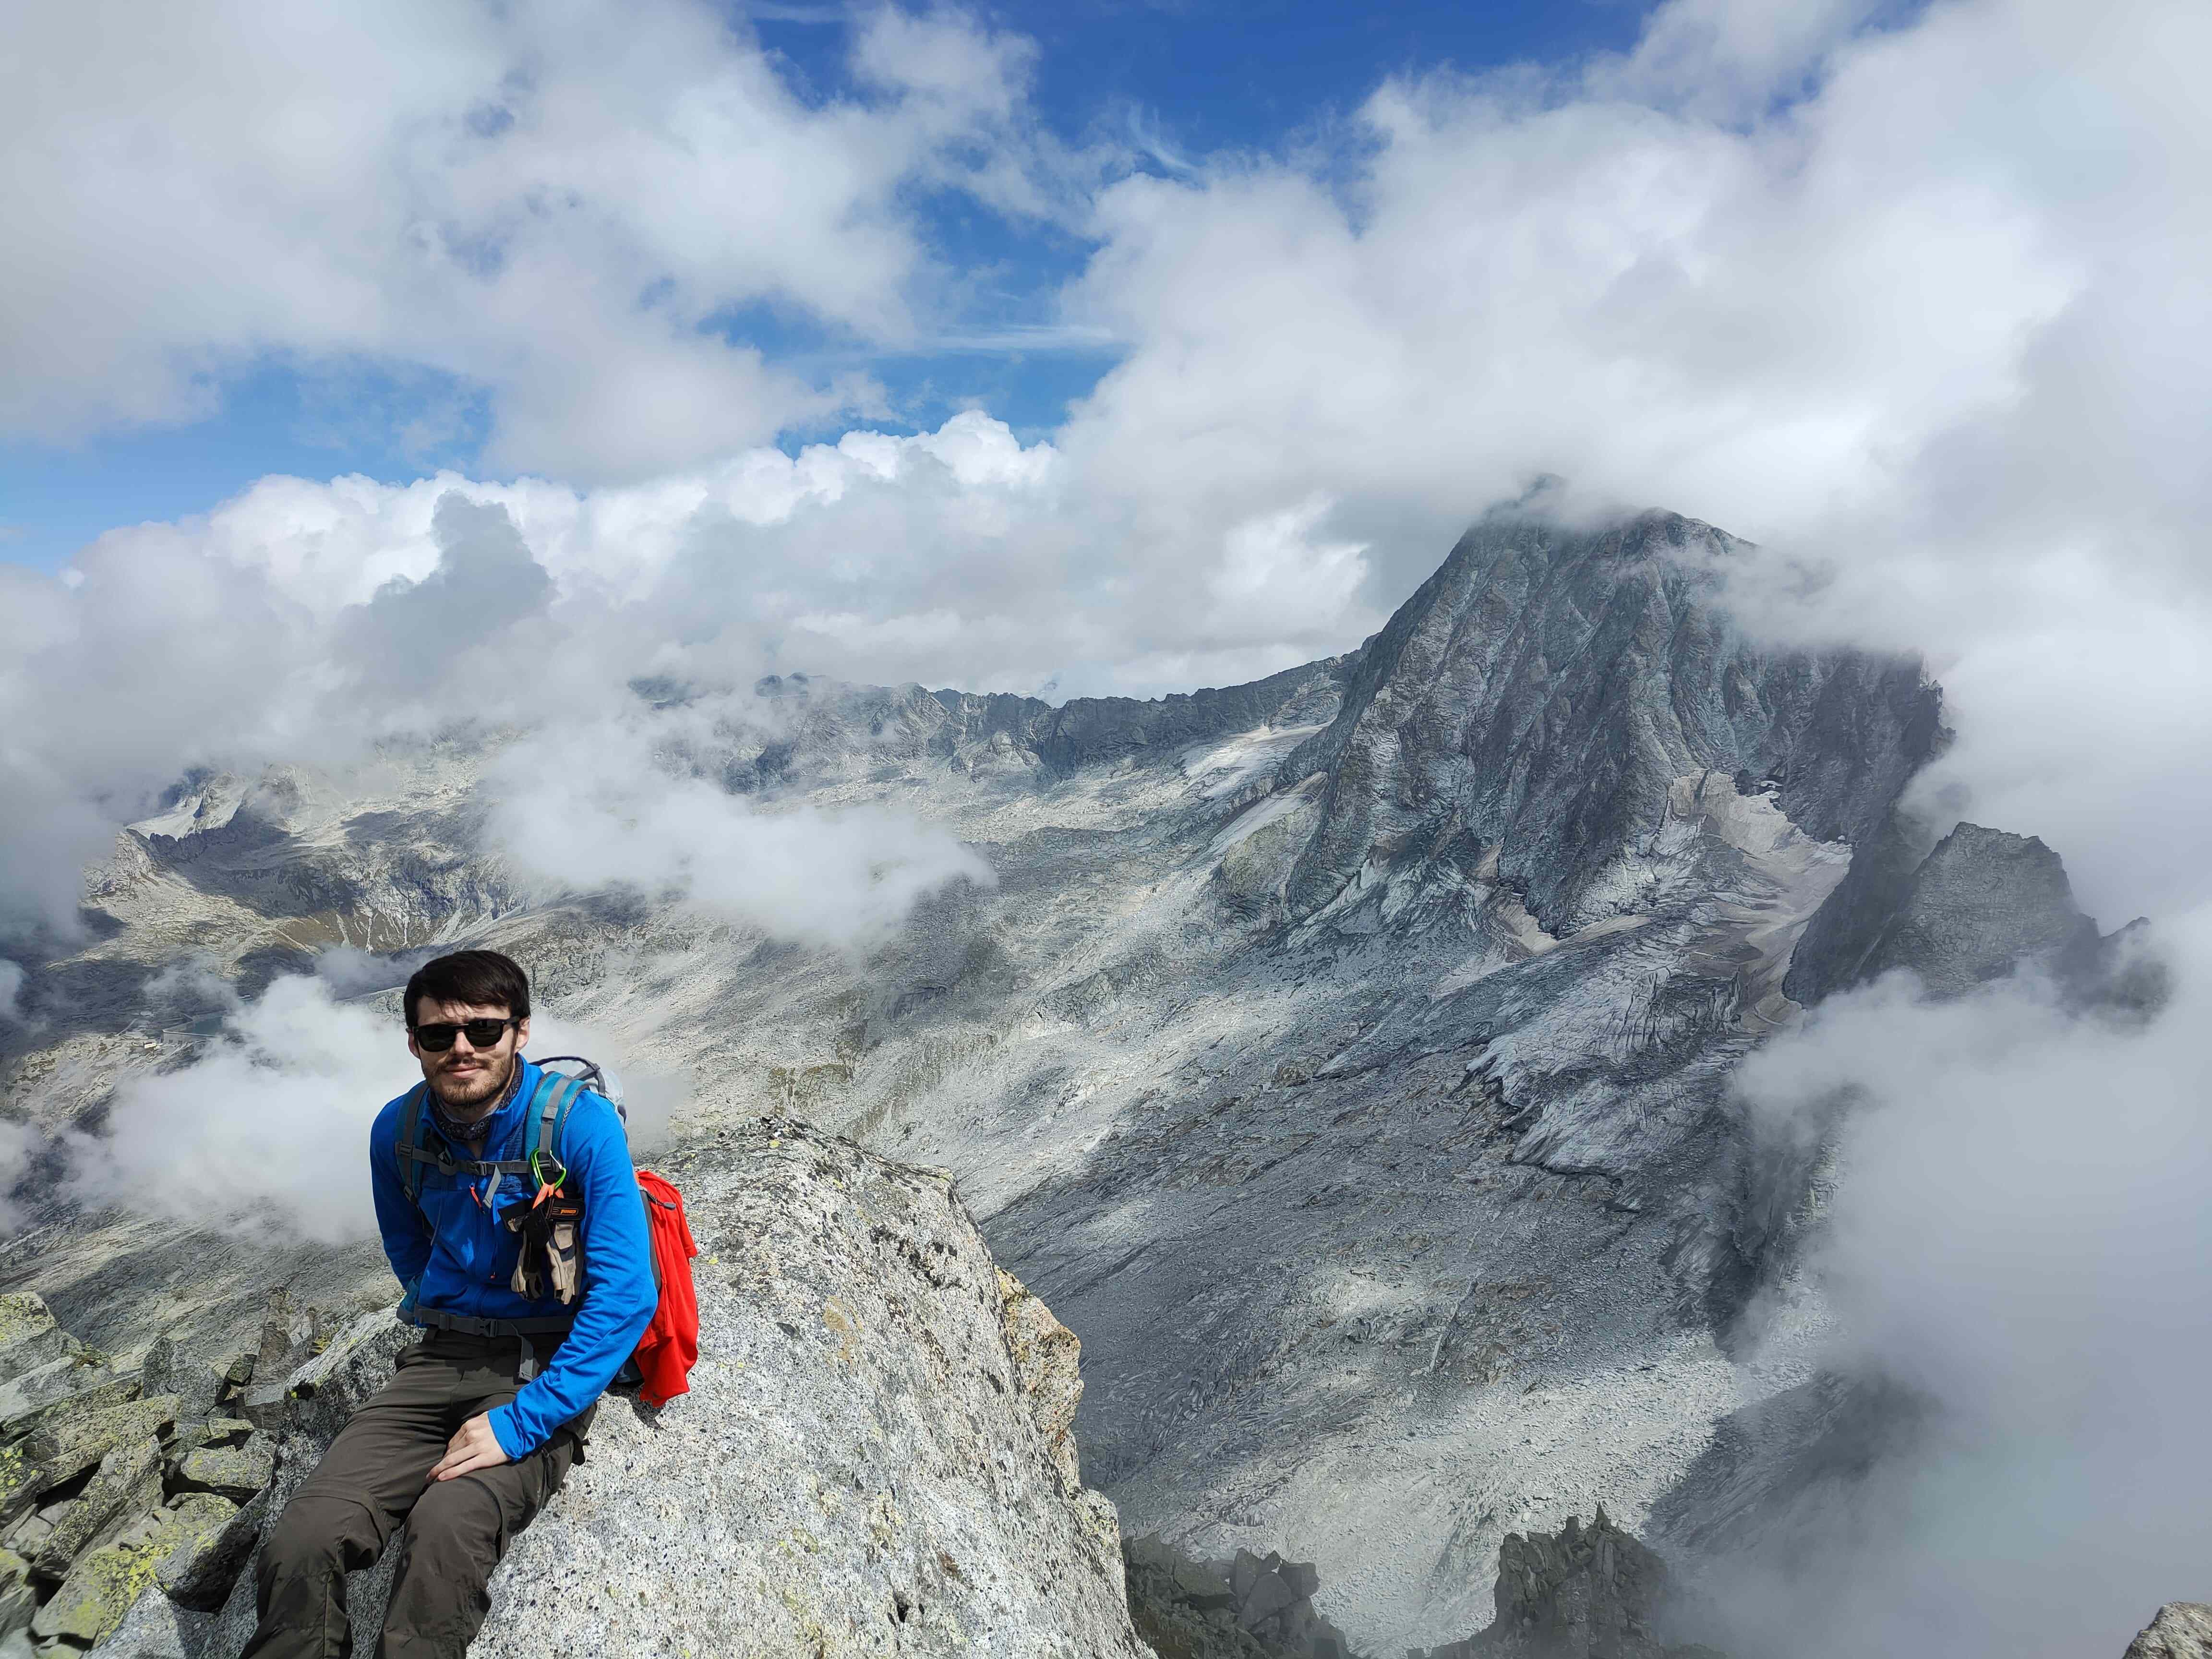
top-left (410, 1017), bottom-right (520, 1052)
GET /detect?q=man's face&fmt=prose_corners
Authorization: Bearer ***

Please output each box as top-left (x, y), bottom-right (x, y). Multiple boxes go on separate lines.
top-left (408, 996), bottom-right (530, 1113)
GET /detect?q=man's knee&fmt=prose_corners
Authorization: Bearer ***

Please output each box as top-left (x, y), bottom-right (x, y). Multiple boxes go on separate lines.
top-left (395, 1475), bottom-right (503, 1559)
top-left (379, 1478), bottom-right (508, 1655)
top-left (260, 1493), bottom-right (384, 1587)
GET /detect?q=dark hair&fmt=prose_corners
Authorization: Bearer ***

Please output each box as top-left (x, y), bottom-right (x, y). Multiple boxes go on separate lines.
top-left (404, 950), bottom-right (530, 1028)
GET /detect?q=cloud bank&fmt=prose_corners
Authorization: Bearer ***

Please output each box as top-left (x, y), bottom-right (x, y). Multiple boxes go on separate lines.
top-left (1720, 916), bottom-right (2212, 1657)
top-left (1, 0), bottom-right (1067, 477)
top-left (487, 717), bottom-right (995, 949)
top-left (0, 423), bottom-right (1065, 939)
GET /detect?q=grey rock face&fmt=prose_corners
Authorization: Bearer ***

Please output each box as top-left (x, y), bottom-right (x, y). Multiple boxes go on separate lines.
top-left (1785, 816), bottom-right (2174, 1018)
top-left (2125, 1604), bottom-right (2212, 1659)
top-left (138, 1344), bottom-right (231, 1430)
top-left (201, 1120), bottom-right (1142, 1659)
top-left (0, 1299), bottom-right (74, 1389)
top-left (1780, 805), bottom-right (2178, 1036)
top-left (1123, 1533), bottom-right (1358, 1658)
top-left (37, 1493), bottom-right (238, 1650)
top-left (1810, 822), bottom-right (2100, 1000)
top-left (173, 1440), bottom-right (271, 1505)
top-left (32, 1434), bottom-right (163, 1577)
top-left (88, 1587), bottom-right (208, 1659)
top-left (1274, 513), bottom-right (1940, 937)
top-left (0, 1358), bottom-right (126, 1443)
top-left (1413, 1511), bottom-right (1712, 1659)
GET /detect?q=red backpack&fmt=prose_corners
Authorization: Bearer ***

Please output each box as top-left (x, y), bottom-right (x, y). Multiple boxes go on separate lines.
top-left (531, 1058), bottom-right (700, 1409)
top-left (631, 1170), bottom-right (699, 1408)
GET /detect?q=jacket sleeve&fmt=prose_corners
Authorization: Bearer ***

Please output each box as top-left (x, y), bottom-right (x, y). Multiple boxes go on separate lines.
top-left (369, 1097), bottom-right (433, 1297)
top-left (486, 1095), bottom-right (657, 1458)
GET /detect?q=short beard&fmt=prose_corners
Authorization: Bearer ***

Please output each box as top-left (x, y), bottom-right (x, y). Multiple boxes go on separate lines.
top-left (428, 1050), bottom-right (516, 1115)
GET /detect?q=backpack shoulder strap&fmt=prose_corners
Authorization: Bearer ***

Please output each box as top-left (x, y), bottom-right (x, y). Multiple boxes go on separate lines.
top-left (395, 1083), bottom-right (432, 1206)
top-left (521, 1071), bottom-right (586, 1178)
top-left (395, 1081), bottom-right (536, 1194)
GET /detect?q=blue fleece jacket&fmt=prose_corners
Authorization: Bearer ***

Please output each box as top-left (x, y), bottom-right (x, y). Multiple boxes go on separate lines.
top-left (369, 1057), bottom-right (658, 1459)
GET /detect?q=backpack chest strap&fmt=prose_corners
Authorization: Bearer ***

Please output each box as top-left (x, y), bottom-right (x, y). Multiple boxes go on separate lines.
top-left (395, 1070), bottom-right (587, 1207)
top-left (395, 1078), bottom-right (545, 1202)
top-left (396, 1142), bottom-right (530, 1179)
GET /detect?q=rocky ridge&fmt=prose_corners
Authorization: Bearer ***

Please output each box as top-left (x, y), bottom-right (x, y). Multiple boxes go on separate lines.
top-left (1271, 512), bottom-right (1939, 939)
top-left (1120, 1533), bottom-right (1358, 1659)
top-left (89, 1118), bottom-right (1142, 1659)
top-left (1409, 1510), bottom-right (1715, 1659)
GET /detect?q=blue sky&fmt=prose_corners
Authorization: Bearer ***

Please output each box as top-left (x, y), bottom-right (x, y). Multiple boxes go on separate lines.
top-left (0, 0), bottom-right (1652, 574)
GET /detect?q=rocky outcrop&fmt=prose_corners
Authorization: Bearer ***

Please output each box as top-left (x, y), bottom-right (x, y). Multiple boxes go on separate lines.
top-left (0, 1292), bottom-right (264, 1657)
top-left (1792, 821), bottom-right (2100, 1001)
top-left (97, 1118), bottom-right (1143, 1659)
top-left (1412, 1512), bottom-right (1716, 1659)
top-left (1121, 1533), bottom-right (1359, 1659)
top-left (2124, 1603), bottom-right (2212, 1658)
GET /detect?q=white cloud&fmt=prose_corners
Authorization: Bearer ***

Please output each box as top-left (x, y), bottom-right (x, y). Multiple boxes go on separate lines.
top-left (0, 0), bottom-right (1061, 478)
top-left (63, 975), bottom-right (400, 1243)
top-left (1724, 916), bottom-right (2212, 1657)
top-left (485, 717), bottom-right (996, 950)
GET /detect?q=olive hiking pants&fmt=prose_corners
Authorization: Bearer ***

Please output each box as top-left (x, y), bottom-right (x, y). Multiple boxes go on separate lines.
top-left (241, 1329), bottom-right (591, 1659)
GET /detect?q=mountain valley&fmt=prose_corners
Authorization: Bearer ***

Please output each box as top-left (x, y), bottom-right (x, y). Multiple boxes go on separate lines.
top-left (0, 510), bottom-right (2147, 1655)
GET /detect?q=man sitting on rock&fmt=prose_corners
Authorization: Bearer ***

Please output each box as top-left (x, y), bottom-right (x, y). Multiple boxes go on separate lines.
top-left (244, 950), bottom-right (656, 1659)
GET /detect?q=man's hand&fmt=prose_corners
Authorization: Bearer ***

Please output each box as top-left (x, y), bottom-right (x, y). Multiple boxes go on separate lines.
top-left (428, 1413), bottom-right (511, 1483)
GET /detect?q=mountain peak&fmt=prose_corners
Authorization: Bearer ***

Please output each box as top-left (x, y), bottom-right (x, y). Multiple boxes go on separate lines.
top-left (1268, 511), bottom-right (1943, 938)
